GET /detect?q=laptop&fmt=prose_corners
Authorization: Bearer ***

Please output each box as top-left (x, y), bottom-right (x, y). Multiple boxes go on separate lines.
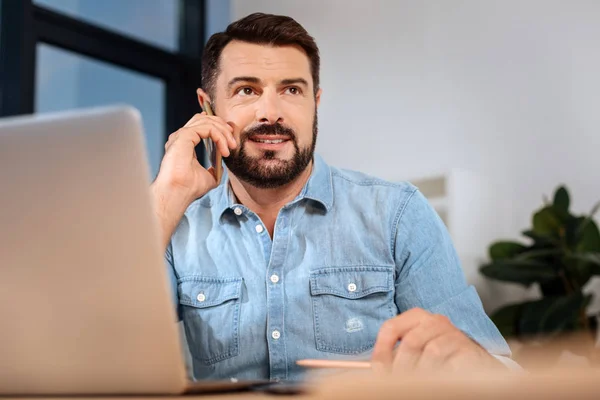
top-left (0, 106), bottom-right (271, 395)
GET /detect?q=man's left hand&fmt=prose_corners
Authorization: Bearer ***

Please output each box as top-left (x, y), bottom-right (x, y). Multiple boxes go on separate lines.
top-left (371, 308), bottom-right (502, 374)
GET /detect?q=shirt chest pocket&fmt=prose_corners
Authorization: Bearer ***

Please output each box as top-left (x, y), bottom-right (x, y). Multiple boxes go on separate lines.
top-left (178, 277), bottom-right (242, 365)
top-left (310, 267), bottom-right (396, 354)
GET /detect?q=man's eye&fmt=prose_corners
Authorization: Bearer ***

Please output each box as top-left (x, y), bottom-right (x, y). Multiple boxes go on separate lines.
top-left (286, 87), bottom-right (301, 95)
top-left (237, 87), bottom-right (254, 96)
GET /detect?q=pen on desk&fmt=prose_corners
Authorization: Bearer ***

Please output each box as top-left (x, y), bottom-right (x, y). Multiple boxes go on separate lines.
top-left (202, 100), bottom-right (223, 184)
top-left (296, 359), bottom-right (372, 369)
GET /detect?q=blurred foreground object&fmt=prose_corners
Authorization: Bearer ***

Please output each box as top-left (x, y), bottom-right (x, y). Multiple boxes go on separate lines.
top-left (312, 365), bottom-right (600, 400)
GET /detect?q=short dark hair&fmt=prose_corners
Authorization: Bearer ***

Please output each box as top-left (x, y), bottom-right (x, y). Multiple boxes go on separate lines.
top-left (202, 13), bottom-right (320, 99)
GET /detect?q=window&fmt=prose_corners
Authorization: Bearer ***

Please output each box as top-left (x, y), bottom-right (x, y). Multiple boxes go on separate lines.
top-left (36, 44), bottom-right (166, 177)
top-left (34, 0), bottom-right (180, 51)
top-left (0, 0), bottom-right (207, 168)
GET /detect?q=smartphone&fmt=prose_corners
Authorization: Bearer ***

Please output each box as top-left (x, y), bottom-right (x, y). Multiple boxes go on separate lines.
top-left (201, 100), bottom-right (223, 183)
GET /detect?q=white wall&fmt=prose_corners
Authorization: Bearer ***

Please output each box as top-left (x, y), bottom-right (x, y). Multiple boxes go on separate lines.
top-left (231, 0), bottom-right (600, 310)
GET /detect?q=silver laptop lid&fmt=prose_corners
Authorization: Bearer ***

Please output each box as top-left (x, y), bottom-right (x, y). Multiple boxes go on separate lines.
top-left (0, 106), bottom-right (187, 395)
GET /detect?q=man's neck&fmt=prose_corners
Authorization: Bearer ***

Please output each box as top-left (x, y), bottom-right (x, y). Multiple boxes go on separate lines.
top-left (228, 161), bottom-right (313, 237)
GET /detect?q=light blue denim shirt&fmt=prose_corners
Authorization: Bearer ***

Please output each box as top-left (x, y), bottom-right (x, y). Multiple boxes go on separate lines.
top-left (165, 154), bottom-right (510, 382)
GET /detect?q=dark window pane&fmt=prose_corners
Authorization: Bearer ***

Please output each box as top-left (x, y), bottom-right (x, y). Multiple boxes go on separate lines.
top-left (36, 43), bottom-right (165, 178)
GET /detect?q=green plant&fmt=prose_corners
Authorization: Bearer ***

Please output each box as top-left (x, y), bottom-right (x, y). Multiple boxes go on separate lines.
top-left (480, 186), bottom-right (600, 341)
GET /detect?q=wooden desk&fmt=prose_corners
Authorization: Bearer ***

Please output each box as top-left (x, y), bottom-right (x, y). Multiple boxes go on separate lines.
top-left (27, 397), bottom-right (275, 400)
top-left (11, 367), bottom-right (600, 400)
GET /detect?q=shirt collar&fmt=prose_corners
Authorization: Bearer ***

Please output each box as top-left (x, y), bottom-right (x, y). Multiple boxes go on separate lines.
top-left (301, 153), bottom-right (334, 211)
top-left (200, 154), bottom-right (334, 218)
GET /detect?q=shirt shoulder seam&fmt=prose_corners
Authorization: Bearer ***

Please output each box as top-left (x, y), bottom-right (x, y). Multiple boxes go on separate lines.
top-left (330, 169), bottom-right (407, 188)
top-left (390, 186), bottom-right (419, 259)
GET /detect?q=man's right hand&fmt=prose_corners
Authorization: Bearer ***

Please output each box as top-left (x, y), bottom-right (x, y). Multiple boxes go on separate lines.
top-left (151, 112), bottom-right (237, 251)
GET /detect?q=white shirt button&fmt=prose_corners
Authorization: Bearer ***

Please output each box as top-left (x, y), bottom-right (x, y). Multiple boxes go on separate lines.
top-left (347, 283), bottom-right (357, 292)
top-left (196, 293), bottom-right (206, 302)
top-left (255, 224), bottom-right (264, 233)
top-left (270, 274), bottom-right (280, 283)
top-left (271, 330), bottom-right (281, 340)
top-left (233, 207), bottom-right (243, 216)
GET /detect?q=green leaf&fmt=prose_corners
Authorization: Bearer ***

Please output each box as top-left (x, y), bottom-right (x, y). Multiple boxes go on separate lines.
top-left (537, 292), bottom-right (590, 334)
top-left (539, 278), bottom-right (570, 297)
top-left (573, 201), bottom-right (600, 246)
top-left (517, 298), bottom-right (557, 336)
top-left (565, 252), bottom-right (600, 287)
top-left (515, 248), bottom-right (563, 261)
top-left (508, 293), bottom-right (590, 337)
top-left (489, 241), bottom-right (527, 260)
top-left (480, 260), bottom-right (558, 286)
top-left (577, 219), bottom-right (600, 252)
top-left (553, 186), bottom-right (570, 214)
top-left (532, 206), bottom-right (564, 237)
top-left (490, 303), bottom-right (522, 338)
top-left (565, 216), bottom-right (586, 248)
top-left (567, 252), bottom-right (600, 267)
top-left (572, 264), bottom-right (599, 288)
top-left (522, 230), bottom-right (555, 247)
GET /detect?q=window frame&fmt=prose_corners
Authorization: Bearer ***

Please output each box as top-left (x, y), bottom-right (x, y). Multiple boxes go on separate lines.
top-left (0, 0), bottom-right (206, 156)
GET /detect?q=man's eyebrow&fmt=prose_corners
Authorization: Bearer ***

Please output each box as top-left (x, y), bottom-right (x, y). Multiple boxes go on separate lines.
top-left (280, 78), bottom-right (308, 87)
top-left (226, 76), bottom-right (309, 90)
top-left (227, 76), bottom-right (261, 89)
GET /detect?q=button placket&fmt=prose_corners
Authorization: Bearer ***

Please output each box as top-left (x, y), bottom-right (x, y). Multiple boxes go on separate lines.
top-left (265, 209), bottom-right (292, 381)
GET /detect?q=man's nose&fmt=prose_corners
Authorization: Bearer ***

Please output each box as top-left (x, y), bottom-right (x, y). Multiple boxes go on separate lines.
top-left (256, 90), bottom-right (283, 125)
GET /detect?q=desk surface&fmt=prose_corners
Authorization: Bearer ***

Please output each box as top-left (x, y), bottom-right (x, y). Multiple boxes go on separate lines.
top-left (27, 397), bottom-right (274, 400)
top-left (8, 367), bottom-right (600, 400)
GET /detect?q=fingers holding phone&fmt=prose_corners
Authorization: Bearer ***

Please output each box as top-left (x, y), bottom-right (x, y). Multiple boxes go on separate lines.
top-left (157, 112), bottom-right (236, 201)
top-left (151, 111), bottom-right (237, 250)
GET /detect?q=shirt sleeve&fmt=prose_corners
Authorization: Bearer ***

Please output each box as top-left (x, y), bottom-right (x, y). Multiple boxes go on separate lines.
top-left (165, 241), bottom-right (182, 321)
top-left (393, 188), bottom-right (512, 357)
top-left (493, 355), bottom-right (523, 371)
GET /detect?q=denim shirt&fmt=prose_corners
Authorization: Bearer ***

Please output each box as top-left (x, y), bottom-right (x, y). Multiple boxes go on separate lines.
top-left (165, 154), bottom-right (510, 382)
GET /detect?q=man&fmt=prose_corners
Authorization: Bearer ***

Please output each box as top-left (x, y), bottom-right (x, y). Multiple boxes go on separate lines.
top-left (151, 13), bottom-right (513, 382)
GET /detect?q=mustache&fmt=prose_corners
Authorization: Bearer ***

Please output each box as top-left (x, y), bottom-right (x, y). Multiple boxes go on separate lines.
top-left (241, 123), bottom-right (296, 141)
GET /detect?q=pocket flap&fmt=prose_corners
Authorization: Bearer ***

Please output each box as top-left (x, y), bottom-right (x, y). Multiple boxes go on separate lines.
top-left (309, 267), bottom-right (393, 299)
top-left (178, 276), bottom-right (242, 308)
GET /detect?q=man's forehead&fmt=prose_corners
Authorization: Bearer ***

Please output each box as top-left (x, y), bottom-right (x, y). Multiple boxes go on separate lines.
top-left (218, 41), bottom-right (312, 84)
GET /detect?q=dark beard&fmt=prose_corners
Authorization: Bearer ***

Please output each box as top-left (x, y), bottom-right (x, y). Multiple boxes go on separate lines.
top-left (224, 112), bottom-right (318, 189)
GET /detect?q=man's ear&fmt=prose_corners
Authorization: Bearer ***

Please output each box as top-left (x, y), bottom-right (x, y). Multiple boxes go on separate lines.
top-left (315, 88), bottom-right (323, 108)
top-left (196, 88), bottom-right (212, 111)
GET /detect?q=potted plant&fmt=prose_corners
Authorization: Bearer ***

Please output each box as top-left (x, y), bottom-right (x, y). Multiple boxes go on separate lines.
top-left (480, 186), bottom-right (600, 363)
